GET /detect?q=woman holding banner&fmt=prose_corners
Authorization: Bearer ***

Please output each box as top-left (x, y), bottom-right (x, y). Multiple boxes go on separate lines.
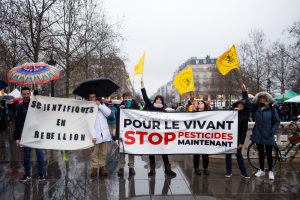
top-left (225, 98), bottom-right (250, 178)
top-left (242, 84), bottom-right (280, 180)
top-left (141, 79), bottom-right (176, 177)
top-left (190, 99), bottom-right (210, 176)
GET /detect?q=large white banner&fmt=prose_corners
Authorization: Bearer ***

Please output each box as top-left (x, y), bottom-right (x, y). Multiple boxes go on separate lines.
top-left (20, 96), bottom-right (98, 150)
top-left (119, 109), bottom-right (238, 154)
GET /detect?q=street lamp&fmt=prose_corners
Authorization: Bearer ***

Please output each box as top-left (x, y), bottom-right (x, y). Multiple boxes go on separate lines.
top-left (47, 56), bottom-right (57, 97)
top-left (267, 78), bottom-right (271, 93)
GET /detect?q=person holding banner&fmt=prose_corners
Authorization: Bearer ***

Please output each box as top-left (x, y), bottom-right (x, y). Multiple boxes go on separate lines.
top-left (116, 91), bottom-right (139, 176)
top-left (242, 84), bottom-right (280, 180)
top-left (141, 79), bottom-right (176, 177)
top-left (190, 99), bottom-right (210, 176)
top-left (14, 87), bottom-right (45, 182)
top-left (225, 99), bottom-right (250, 178)
top-left (89, 93), bottom-right (112, 177)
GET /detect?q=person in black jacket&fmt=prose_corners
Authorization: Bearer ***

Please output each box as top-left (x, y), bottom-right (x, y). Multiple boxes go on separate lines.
top-left (14, 87), bottom-right (45, 182)
top-left (225, 98), bottom-right (250, 178)
top-left (141, 79), bottom-right (176, 177)
top-left (116, 91), bottom-right (139, 176)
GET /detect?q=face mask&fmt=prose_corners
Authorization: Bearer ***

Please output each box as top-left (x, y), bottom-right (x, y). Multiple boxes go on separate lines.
top-left (124, 99), bottom-right (132, 108)
top-left (153, 103), bottom-right (163, 108)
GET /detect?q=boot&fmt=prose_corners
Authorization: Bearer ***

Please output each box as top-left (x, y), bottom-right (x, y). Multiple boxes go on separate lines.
top-left (99, 167), bottom-right (108, 176)
top-left (164, 163), bottom-right (176, 176)
top-left (194, 168), bottom-right (201, 175)
top-left (148, 164), bottom-right (156, 176)
top-left (129, 168), bottom-right (136, 176)
top-left (118, 168), bottom-right (124, 176)
top-left (91, 168), bottom-right (97, 177)
top-left (203, 168), bottom-right (210, 176)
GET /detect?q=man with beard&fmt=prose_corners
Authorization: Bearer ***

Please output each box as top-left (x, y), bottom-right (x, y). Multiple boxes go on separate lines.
top-left (14, 87), bottom-right (45, 182)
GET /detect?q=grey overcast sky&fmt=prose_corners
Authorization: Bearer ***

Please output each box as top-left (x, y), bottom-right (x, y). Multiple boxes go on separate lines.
top-left (103, 0), bottom-right (300, 96)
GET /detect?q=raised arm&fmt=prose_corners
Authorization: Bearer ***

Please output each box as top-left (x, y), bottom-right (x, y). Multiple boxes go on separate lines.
top-left (141, 78), bottom-right (152, 108)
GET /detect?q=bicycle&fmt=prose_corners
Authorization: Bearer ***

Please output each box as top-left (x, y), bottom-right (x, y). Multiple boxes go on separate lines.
top-left (247, 120), bottom-right (300, 170)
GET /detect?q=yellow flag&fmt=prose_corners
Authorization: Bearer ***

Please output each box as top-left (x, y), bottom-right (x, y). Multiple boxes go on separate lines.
top-left (134, 53), bottom-right (145, 75)
top-left (216, 45), bottom-right (240, 76)
top-left (173, 66), bottom-right (195, 95)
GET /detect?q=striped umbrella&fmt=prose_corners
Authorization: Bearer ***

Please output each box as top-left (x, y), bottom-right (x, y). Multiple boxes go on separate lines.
top-left (7, 62), bottom-right (61, 85)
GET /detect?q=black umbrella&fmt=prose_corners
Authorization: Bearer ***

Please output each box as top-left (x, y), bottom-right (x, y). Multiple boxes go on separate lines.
top-left (0, 80), bottom-right (8, 90)
top-left (0, 95), bottom-right (14, 101)
top-left (73, 77), bottom-right (119, 99)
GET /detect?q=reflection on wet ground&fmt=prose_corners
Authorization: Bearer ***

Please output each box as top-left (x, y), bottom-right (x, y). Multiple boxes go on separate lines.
top-left (1, 130), bottom-right (300, 200)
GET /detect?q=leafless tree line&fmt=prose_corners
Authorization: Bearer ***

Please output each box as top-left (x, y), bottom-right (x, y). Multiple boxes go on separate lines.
top-left (0, 0), bottom-right (129, 97)
top-left (237, 22), bottom-right (300, 94)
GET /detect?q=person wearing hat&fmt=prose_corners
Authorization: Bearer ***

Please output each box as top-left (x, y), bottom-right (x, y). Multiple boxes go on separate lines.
top-left (242, 84), bottom-right (280, 180)
top-left (225, 98), bottom-right (250, 178)
top-left (116, 91), bottom-right (139, 176)
top-left (141, 78), bottom-right (176, 177)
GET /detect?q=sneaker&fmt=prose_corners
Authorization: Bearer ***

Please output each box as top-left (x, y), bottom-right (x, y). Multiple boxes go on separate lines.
top-left (38, 174), bottom-right (46, 181)
top-left (203, 168), bottom-right (210, 176)
top-left (241, 173), bottom-right (251, 179)
top-left (225, 172), bottom-right (232, 178)
top-left (255, 169), bottom-right (265, 177)
top-left (268, 171), bottom-right (274, 180)
top-left (194, 168), bottom-right (201, 176)
top-left (20, 175), bottom-right (31, 182)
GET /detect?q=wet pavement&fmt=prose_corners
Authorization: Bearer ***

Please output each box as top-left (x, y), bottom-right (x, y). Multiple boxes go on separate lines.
top-left (1, 126), bottom-right (300, 200)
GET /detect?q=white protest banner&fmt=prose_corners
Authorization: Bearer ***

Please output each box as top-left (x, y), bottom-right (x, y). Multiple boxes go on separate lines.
top-left (119, 109), bottom-right (238, 154)
top-left (20, 95), bottom-right (98, 150)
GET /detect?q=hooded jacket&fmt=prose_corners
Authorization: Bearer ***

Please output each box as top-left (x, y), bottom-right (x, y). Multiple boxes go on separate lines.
top-left (243, 91), bottom-right (280, 145)
top-left (231, 99), bottom-right (249, 145)
top-left (141, 88), bottom-right (165, 112)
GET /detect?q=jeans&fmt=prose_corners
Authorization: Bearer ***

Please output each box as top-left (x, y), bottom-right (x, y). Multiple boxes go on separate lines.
top-left (23, 147), bottom-right (45, 176)
top-left (193, 154), bottom-right (209, 169)
top-left (149, 155), bottom-right (170, 166)
top-left (257, 144), bottom-right (273, 171)
top-left (225, 148), bottom-right (247, 175)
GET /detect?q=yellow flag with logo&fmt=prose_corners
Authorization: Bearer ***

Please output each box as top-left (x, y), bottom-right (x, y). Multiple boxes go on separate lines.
top-left (216, 45), bottom-right (240, 76)
top-left (134, 53), bottom-right (145, 76)
top-left (173, 66), bottom-right (195, 95)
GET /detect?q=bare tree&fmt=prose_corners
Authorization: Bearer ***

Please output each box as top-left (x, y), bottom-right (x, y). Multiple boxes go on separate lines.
top-left (238, 29), bottom-right (269, 93)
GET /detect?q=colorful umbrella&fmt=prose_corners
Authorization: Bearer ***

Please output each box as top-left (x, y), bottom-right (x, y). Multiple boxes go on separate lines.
top-left (7, 62), bottom-right (61, 85)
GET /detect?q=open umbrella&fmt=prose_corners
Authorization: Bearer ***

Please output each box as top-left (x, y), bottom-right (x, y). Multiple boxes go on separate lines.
top-left (285, 95), bottom-right (300, 103)
top-left (73, 77), bottom-right (119, 99)
top-left (274, 90), bottom-right (300, 102)
top-left (0, 95), bottom-right (14, 101)
top-left (0, 80), bottom-right (8, 90)
top-left (7, 62), bottom-right (61, 85)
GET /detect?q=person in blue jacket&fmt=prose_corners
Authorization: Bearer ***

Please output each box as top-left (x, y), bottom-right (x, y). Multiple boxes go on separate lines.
top-left (242, 84), bottom-right (280, 180)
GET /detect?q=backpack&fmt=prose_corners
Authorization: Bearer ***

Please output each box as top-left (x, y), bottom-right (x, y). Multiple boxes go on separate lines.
top-left (107, 106), bottom-right (116, 121)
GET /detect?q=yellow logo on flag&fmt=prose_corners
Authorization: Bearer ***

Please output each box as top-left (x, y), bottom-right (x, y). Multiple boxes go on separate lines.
top-left (173, 66), bottom-right (195, 95)
top-left (216, 45), bottom-right (240, 76)
top-left (134, 53), bottom-right (146, 76)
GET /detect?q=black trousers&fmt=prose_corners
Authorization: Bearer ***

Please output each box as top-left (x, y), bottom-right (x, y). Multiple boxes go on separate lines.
top-left (257, 144), bottom-right (273, 171)
top-left (149, 155), bottom-right (170, 166)
top-left (193, 154), bottom-right (209, 169)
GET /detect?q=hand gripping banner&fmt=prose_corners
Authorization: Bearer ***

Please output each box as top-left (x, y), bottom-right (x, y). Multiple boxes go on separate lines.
top-left (119, 109), bottom-right (238, 154)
